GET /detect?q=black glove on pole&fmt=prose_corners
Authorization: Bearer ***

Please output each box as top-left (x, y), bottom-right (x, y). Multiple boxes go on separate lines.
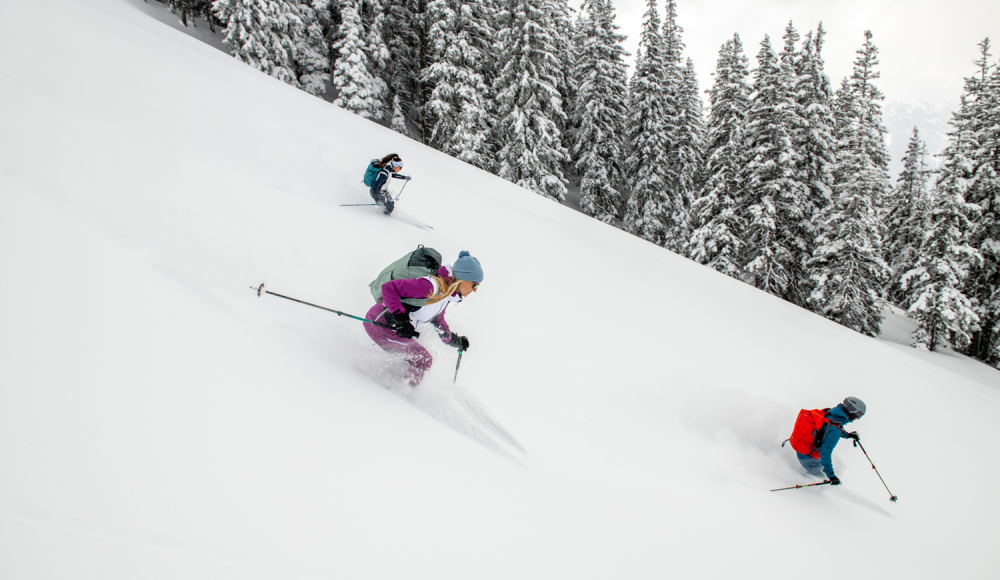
top-left (384, 310), bottom-right (419, 339)
top-left (448, 333), bottom-right (470, 351)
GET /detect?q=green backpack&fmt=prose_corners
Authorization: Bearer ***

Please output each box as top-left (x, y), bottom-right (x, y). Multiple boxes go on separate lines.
top-left (369, 246), bottom-right (443, 308)
top-left (362, 159), bottom-right (382, 187)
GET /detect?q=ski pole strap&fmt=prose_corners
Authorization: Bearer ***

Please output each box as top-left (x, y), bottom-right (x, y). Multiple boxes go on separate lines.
top-left (255, 285), bottom-right (393, 330)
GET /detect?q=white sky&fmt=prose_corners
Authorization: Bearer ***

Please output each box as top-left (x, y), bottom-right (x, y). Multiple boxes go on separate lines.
top-left (605, 0), bottom-right (1000, 108)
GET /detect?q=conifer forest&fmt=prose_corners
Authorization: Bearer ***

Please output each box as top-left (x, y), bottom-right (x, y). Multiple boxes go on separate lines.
top-left (157, 0), bottom-right (1000, 365)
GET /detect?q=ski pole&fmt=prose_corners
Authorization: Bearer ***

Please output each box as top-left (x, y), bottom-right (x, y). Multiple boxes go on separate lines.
top-left (340, 203), bottom-right (378, 207)
top-left (453, 349), bottom-right (464, 383)
top-left (252, 283), bottom-right (413, 334)
top-left (395, 179), bottom-right (410, 201)
top-left (853, 439), bottom-right (898, 502)
top-left (771, 480), bottom-right (831, 492)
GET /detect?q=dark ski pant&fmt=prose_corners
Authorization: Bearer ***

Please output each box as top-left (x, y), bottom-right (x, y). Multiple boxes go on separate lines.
top-left (364, 302), bottom-right (431, 386)
top-left (370, 188), bottom-right (394, 213)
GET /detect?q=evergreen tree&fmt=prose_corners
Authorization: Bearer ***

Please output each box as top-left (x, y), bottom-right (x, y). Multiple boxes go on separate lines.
top-left (843, 31), bottom-right (891, 224)
top-left (884, 127), bottom-right (932, 307)
top-left (622, 0), bottom-right (674, 245)
top-left (806, 31), bottom-right (892, 336)
top-left (492, 0), bottom-right (570, 200)
top-left (391, 93), bottom-right (409, 134)
top-left (960, 39), bottom-right (1000, 364)
top-left (421, 0), bottom-right (497, 168)
top-left (331, 0), bottom-right (388, 119)
top-left (737, 34), bottom-right (809, 301)
top-left (570, 0), bottom-right (629, 223)
top-left (794, 25), bottom-right (837, 290)
top-left (165, 0), bottom-right (217, 28)
top-left (214, 0), bottom-right (304, 89)
top-left (901, 115), bottom-right (982, 352)
top-left (689, 34), bottom-right (751, 277)
top-left (292, 0), bottom-right (331, 96)
top-left (657, 0), bottom-right (694, 251)
top-left (796, 25), bottom-right (836, 212)
top-left (380, 0), bottom-right (425, 138)
top-left (806, 86), bottom-right (890, 336)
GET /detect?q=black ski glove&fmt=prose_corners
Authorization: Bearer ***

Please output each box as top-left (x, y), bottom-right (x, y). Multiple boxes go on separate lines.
top-left (447, 333), bottom-right (470, 351)
top-left (846, 431), bottom-right (860, 442)
top-left (385, 311), bottom-right (418, 339)
top-left (829, 476), bottom-right (841, 486)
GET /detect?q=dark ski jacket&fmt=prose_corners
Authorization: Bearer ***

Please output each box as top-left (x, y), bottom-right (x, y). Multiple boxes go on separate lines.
top-left (370, 167), bottom-right (408, 197)
top-left (818, 404), bottom-right (855, 477)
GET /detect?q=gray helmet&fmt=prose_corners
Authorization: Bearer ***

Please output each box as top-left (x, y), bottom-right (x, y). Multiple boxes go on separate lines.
top-left (843, 397), bottom-right (866, 420)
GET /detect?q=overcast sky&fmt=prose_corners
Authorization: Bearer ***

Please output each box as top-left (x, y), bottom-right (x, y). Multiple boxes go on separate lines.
top-left (604, 0), bottom-right (1000, 109)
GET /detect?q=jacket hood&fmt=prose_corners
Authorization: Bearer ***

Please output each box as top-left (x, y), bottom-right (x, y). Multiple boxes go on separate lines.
top-left (827, 404), bottom-right (852, 426)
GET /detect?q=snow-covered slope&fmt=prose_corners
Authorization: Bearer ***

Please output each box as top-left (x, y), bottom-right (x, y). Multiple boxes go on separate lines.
top-left (1, 1), bottom-right (998, 578)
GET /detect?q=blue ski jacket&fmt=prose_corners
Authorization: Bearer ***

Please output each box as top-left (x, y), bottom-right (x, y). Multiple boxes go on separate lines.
top-left (818, 404), bottom-right (855, 477)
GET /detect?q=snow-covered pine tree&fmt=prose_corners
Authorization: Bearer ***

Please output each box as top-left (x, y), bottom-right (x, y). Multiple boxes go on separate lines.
top-left (676, 57), bottom-right (706, 206)
top-left (737, 34), bottom-right (809, 301)
top-left (421, 0), bottom-right (497, 168)
top-left (569, 0), bottom-right (629, 223)
top-left (548, 0), bottom-right (576, 145)
top-left (805, 31), bottom-right (893, 335)
top-left (794, 25), bottom-right (837, 286)
top-left (688, 34), bottom-right (750, 277)
top-left (884, 127), bottom-right (932, 307)
top-left (844, 31), bottom-right (891, 228)
top-left (165, 0), bottom-right (216, 28)
top-left (622, 0), bottom-right (674, 245)
top-left (900, 109), bottom-right (983, 352)
top-left (213, 0), bottom-right (304, 88)
top-left (331, 0), bottom-right (388, 119)
top-left (806, 78), bottom-right (890, 337)
top-left (292, 0), bottom-right (331, 96)
top-left (657, 0), bottom-right (695, 251)
top-left (796, 25), bottom-right (836, 210)
top-left (492, 0), bottom-right (570, 200)
top-left (390, 93), bottom-right (408, 134)
top-left (958, 38), bottom-right (1000, 364)
top-left (378, 0), bottom-right (425, 139)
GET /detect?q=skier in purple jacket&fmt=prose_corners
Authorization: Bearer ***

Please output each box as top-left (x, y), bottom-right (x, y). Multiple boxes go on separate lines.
top-left (364, 251), bottom-right (483, 386)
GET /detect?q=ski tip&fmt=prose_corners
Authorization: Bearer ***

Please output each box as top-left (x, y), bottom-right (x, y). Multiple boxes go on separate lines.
top-left (253, 283), bottom-right (265, 297)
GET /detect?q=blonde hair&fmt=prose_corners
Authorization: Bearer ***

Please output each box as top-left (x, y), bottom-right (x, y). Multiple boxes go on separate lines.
top-left (424, 275), bottom-right (461, 305)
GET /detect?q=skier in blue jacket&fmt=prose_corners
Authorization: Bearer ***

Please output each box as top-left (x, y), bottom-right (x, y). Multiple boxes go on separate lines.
top-left (797, 397), bottom-right (866, 485)
top-left (370, 154), bottom-right (411, 215)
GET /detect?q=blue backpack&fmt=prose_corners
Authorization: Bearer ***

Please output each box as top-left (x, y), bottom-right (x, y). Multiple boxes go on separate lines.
top-left (362, 159), bottom-right (382, 187)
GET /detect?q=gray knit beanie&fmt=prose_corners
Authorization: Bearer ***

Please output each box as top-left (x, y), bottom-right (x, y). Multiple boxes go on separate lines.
top-left (452, 251), bottom-right (484, 283)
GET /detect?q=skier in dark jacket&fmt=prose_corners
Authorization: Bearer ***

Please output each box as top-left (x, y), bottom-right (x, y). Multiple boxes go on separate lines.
top-left (370, 153), bottom-right (411, 215)
top-left (796, 397), bottom-right (866, 485)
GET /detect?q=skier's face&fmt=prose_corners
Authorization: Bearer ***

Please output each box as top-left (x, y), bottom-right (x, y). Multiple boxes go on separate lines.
top-left (457, 280), bottom-right (479, 297)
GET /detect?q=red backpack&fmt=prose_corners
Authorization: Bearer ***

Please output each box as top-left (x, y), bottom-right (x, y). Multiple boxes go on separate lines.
top-left (787, 408), bottom-right (842, 459)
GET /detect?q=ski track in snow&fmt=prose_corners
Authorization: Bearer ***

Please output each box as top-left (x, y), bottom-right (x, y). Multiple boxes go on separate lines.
top-left (355, 347), bottom-right (526, 464)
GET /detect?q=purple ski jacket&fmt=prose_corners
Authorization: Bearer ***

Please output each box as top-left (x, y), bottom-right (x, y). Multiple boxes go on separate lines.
top-left (380, 265), bottom-right (457, 341)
